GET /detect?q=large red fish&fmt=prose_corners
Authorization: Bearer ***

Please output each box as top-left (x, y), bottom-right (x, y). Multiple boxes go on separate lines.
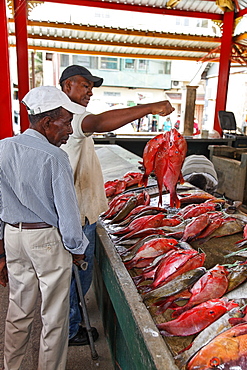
top-left (187, 322), bottom-right (247, 370)
top-left (181, 203), bottom-right (217, 220)
top-left (153, 139), bottom-right (169, 206)
top-left (171, 264), bottom-right (229, 318)
top-left (162, 129), bottom-right (187, 208)
top-left (153, 129), bottom-right (187, 208)
top-left (157, 298), bottom-right (238, 337)
top-left (140, 133), bottom-right (167, 187)
top-left (141, 249), bottom-right (206, 292)
top-left (124, 237), bottom-right (178, 270)
top-left (114, 213), bottom-right (166, 241)
top-left (180, 213), bottom-right (211, 242)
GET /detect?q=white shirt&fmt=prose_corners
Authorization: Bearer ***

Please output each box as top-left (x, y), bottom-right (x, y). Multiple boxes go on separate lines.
top-left (61, 111), bottom-right (108, 225)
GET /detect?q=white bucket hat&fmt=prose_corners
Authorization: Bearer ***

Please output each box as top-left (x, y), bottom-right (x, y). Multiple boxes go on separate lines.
top-left (22, 86), bottom-right (85, 115)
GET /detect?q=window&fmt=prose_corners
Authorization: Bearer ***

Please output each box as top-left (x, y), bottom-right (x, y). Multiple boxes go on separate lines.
top-left (164, 61), bottom-right (171, 75)
top-left (138, 60), bottom-right (148, 71)
top-left (124, 59), bottom-right (135, 69)
top-left (72, 55), bottom-right (91, 68)
top-left (196, 19), bottom-right (209, 28)
top-left (99, 57), bottom-right (119, 70)
top-left (60, 54), bottom-right (69, 67)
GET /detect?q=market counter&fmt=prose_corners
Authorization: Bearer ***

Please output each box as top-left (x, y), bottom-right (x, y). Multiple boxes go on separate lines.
top-left (94, 144), bottom-right (177, 369)
top-left (93, 144), bottom-right (247, 370)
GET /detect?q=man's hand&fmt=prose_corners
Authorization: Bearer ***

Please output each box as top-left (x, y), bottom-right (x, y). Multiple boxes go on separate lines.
top-left (151, 101), bottom-right (175, 116)
top-left (0, 258), bottom-right (8, 287)
top-left (72, 253), bottom-right (88, 270)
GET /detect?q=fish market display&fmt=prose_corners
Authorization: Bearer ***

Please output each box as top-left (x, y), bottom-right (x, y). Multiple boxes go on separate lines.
top-left (99, 129), bottom-right (247, 369)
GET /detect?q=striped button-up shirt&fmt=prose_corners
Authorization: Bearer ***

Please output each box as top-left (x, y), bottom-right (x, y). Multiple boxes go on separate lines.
top-left (0, 129), bottom-right (88, 254)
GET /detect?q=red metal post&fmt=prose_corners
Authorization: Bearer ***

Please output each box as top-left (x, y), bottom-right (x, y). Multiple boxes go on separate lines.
top-left (0, 0), bottom-right (14, 139)
top-left (14, 0), bottom-right (30, 132)
top-left (213, 11), bottom-right (234, 135)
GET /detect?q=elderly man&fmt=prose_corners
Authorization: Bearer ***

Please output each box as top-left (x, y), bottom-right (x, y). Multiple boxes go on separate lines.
top-left (0, 86), bottom-right (88, 370)
top-left (59, 64), bottom-right (175, 345)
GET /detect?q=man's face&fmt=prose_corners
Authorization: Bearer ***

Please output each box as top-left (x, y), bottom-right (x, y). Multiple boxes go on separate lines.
top-left (65, 76), bottom-right (94, 107)
top-left (45, 108), bottom-right (73, 147)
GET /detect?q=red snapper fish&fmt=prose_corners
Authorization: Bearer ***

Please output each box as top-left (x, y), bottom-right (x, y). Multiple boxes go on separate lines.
top-left (187, 322), bottom-right (247, 370)
top-left (171, 264), bottom-right (229, 318)
top-left (154, 139), bottom-right (170, 206)
top-left (163, 129), bottom-right (187, 208)
top-left (157, 298), bottom-right (239, 337)
top-left (141, 249), bottom-right (206, 292)
top-left (124, 237), bottom-right (178, 270)
top-left (180, 213), bottom-right (211, 242)
top-left (154, 129), bottom-right (187, 208)
top-left (122, 172), bottom-right (143, 188)
top-left (140, 133), bottom-right (167, 187)
top-left (113, 213), bottom-right (166, 241)
top-left (181, 203), bottom-right (217, 220)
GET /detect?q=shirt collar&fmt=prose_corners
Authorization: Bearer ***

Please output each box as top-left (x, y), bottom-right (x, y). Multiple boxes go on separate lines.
top-left (23, 128), bottom-right (49, 143)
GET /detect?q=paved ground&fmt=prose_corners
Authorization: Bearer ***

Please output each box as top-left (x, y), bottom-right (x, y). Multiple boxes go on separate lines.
top-left (0, 283), bottom-right (114, 370)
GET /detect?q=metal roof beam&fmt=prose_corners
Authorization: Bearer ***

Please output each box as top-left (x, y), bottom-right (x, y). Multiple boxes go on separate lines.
top-left (44, 0), bottom-right (224, 20)
top-left (9, 32), bottom-right (217, 54)
top-left (8, 43), bottom-right (203, 61)
top-left (22, 19), bottom-right (222, 43)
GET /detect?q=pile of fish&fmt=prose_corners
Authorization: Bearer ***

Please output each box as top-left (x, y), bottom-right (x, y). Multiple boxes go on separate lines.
top-left (101, 130), bottom-right (247, 369)
top-left (101, 192), bottom-right (247, 369)
top-left (104, 172), bottom-right (143, 197)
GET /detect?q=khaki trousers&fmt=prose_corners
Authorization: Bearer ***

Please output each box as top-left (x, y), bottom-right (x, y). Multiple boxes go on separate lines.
top-left (4, 224), bottom-right (72, 370)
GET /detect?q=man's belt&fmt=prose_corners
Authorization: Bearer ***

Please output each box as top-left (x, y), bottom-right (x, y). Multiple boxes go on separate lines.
top-left (9, 222), bottom-right (53, 229)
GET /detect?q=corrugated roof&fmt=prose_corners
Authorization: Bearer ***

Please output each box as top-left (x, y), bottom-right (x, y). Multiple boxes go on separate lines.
top-left (7, 0), bottom-right (247, 64)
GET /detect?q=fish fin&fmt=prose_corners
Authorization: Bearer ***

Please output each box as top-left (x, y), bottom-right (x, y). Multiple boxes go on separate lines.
top-left (158, 329), bottom-right (174, 337)
top-left (140, 174), bottom-right (148, 187)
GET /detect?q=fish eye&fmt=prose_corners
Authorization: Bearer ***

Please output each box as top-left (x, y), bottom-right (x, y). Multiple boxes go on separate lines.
top-left (209, 357), bottom-right (221, 366)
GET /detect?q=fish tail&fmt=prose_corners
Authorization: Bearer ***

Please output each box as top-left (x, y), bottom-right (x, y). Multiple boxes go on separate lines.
top-left (155, 299), bottom-right (175, 315)
top-left (169, 191), bottom-right (181, 208)
top-left (132, 275), bottom-right (144, 285)
top-left (124, 259), bottom-right (136, 270)
top-left (171, 306), bottom-right (187, 318)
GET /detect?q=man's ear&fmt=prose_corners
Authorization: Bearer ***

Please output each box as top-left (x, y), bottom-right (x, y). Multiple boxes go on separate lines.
top-left (63, 79), bottom-right (72, 94)
top-left (42, 116), bottom-right (51, 131)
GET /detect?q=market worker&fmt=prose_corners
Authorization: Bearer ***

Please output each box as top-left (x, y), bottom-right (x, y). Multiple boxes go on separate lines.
top-left (181, 154), bottom-right (218, 194)
top-left (0, 86), bottom-right (89, 370)
top-left (59, 64), bottom-right (175, 346)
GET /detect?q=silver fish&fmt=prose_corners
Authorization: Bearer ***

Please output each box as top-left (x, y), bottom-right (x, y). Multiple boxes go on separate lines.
top-left (143, 267), bottom-right (206, 302)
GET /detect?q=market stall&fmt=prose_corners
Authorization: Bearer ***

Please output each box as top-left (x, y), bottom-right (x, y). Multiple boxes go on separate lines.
top-left (93, 144), bottom-right (247, 370)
